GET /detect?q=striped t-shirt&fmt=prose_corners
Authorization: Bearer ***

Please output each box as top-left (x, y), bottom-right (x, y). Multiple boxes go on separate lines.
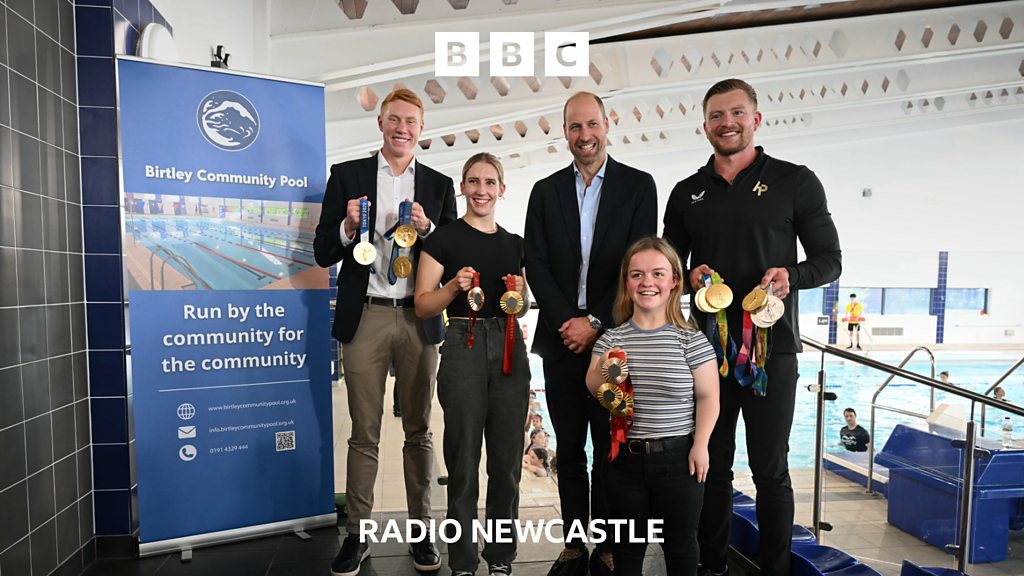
top-left (592, 321), bottom-right (716, 438)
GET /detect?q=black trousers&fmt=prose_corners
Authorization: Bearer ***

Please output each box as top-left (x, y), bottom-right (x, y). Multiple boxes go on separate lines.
top-left (605, 434), bottom-right (704, 576)
top-left (698, 353), bottom-right (798, 576)
top-left (542, 350), bottom-right (611, 552)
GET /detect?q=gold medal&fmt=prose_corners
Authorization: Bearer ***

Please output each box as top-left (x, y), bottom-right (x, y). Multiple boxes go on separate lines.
top-left (751, 294), bottom-right (785, 328)
top-left (695, 287), bottom-right (719, 313)
top-left (394, 224), bottom-right (417, 248)
top-left (705, 283), bottom-right (734, 309)
top-left (467, 287), bottom-right (485, 312)
top-left (610, 392), bottom-right (634, 418)
top-left (742, 286), bottom-right (768, 312)
top-left (596, 382), bottom-right (624, 412)
top-left (499, 290), bottom-right (524, 315)
top-left (353, 242), bottom-right (377, 266)
top-left (392, 255), bottom-right (412, 278)
top-left (600, 356), bottom-right (629, 385)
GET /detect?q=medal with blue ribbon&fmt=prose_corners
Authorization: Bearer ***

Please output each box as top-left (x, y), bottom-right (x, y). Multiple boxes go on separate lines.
top-left (352, 199), bottom-right (377, 266)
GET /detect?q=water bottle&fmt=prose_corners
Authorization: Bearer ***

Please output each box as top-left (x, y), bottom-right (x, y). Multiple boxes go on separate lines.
top-left (1001, 416), bottom-right (1014, 448)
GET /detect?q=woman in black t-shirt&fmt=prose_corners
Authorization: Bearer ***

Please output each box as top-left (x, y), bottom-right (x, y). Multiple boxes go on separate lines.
top-left (414, 153), bottom-right (531, 576)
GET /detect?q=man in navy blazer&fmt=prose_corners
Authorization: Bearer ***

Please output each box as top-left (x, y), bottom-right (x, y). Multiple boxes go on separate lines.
top-left (524, 92), bottom-right (658, 576)
top-left (314, 88), bottom-right (456, 576)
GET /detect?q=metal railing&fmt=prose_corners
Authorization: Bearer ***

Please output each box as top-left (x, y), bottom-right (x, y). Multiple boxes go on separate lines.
top-left (802, 336), bottom-right (1024, 572)
top-left (149, 245), bottom-right (211, 290)
top-left (867, 346), bottom-right (936, 493)
top-left (980, 353), bottom-right (1024, 437)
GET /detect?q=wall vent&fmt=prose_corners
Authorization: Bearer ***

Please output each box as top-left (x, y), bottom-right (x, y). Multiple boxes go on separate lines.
top-left (1006, 329), bottom-right (1016, 337)
top-left (872, 326), bottom-right (904, 336)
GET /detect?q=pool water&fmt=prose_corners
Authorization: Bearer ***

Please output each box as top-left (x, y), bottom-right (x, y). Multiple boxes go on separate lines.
top-left (530, 351), bottom-right (1023, 471)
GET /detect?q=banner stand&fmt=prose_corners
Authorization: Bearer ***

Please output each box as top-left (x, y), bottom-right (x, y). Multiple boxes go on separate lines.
top-left (138, 513), bottom-right (336, 557)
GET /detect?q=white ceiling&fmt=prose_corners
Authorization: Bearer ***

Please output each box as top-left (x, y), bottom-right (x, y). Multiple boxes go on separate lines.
top-left (264, 0), bottom-right (1024, 173)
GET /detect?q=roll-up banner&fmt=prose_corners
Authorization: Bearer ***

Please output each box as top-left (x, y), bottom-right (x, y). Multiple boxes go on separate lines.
top-left (116, 56), bottom-right (335, 555)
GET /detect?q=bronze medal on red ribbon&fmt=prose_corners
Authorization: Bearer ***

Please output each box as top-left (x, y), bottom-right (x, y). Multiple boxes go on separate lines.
top-left (603, 349), bottom-right (635, 461)
top-left (466, 272), bottom-right (482, 348)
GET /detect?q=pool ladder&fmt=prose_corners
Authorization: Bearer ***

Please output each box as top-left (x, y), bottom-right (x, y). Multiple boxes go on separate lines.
top-left (149, 245), bottom-right (211, 290)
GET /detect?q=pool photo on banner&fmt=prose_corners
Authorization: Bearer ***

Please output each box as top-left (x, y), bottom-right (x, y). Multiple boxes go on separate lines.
top-left (116, 56), bottom-right (335, 554)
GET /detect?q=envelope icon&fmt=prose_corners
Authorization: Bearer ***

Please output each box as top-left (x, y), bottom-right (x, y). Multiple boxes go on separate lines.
top-left (178, 426), bottom-right (197, 439)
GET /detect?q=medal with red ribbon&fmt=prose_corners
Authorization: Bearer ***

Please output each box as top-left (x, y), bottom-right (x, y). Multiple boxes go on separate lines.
top-left (466, 272), bottom-right (484, 348)
top-left (498, 276), bottom-right (524, 375)
top-left (603, 350), bottom-right (635, 461)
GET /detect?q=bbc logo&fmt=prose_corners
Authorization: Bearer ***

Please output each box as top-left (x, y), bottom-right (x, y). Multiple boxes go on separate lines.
top-left (435, 32), bottom-right (589, 78)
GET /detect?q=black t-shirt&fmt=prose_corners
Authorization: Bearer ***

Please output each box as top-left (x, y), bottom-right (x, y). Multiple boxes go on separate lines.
top-left (423, 219), bottom-right (524, 318)
top-left (840, 424), bottom-right (870, 452)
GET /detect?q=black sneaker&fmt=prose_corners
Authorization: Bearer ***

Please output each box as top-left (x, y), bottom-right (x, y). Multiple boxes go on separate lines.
top-left (856, 345), bottom-right (863, 350)
top-left (489, 562), bottom-right (513, 575)
top-left (409, 540), bottom-right (441, 571)
top-left (331, 535), bottom-right (370, 576)
top-left (698, 565), bottom-right (728, 576)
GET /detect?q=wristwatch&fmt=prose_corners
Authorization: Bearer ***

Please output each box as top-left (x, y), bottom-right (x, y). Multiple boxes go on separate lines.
top-left (587, 314), bottom-right (602, 330)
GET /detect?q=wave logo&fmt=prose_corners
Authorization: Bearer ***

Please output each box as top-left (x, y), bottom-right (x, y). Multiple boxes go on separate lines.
top-left (196, 90), bottom-right (260, 151)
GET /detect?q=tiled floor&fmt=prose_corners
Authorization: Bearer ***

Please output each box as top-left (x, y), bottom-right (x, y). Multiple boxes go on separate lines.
top-left (82, 378), bottom-right (1024, 576)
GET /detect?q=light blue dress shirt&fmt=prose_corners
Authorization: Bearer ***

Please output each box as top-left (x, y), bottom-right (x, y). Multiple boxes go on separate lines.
top-left (574, 158), bottom-right (607, 309)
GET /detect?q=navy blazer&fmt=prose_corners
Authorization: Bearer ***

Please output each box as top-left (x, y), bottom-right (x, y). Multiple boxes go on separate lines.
top-left (314, 153), bottom-right (457, 344)
top-left (524, 156), bottom-right (658, 360)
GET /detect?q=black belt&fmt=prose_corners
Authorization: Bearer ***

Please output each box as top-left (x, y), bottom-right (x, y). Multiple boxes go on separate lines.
top-left (626, 435), bottom-right (690, 455)
top-left (365, 295), bottom-right (415, 308)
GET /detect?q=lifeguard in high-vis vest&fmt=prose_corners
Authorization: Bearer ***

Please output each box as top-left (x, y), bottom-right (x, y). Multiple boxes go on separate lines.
top-left (843, 293), bottom-right (864, 350)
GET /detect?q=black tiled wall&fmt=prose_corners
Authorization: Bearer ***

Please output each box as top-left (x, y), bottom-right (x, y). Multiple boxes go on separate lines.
top-left (0, 1), bottom-right (93, 576)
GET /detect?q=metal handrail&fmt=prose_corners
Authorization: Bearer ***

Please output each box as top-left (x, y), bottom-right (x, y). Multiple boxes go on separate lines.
top-left (803, 336), bottom-right (1024, 571)
top-left (979, 353), bottom-right (1024, 437)
top-left (867, 346), bottom-right (935, 493)
top-left (148, 245), bottom-right (210, 290)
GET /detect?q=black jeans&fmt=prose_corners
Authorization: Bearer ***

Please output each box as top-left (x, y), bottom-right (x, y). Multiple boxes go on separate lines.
top-left (437, 318), bottom-right (531, 573)
top-left (698, 353), bottom-right (798, 576)
top-left (605, 434), bottom-right (704, 576)
top-left (542, 350), bottom-right (611, 552)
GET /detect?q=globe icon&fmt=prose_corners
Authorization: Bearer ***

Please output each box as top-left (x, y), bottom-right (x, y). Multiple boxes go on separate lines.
top-left (177, 403), bottom-right (196, 421)
top-left (196, 90), bottom-right (260, 151)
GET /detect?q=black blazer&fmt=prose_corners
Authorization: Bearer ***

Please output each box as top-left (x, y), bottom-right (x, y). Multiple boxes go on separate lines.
top-left (524, 156), bottom-right (658, 360)
top-left (314, 154), bottom-right (457, 344)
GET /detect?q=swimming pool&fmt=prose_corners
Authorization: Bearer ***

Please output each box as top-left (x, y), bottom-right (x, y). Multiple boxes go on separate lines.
top-left (127, 215), bottom-right (318, 290)
top-left (530, 351), bottom-right (1023, 471)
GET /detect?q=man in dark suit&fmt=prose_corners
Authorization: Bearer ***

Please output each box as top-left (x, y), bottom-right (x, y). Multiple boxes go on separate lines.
top-left (524, 91), bottom-right (658, 576)
top-left (314, 88), bottom-right (457, 576)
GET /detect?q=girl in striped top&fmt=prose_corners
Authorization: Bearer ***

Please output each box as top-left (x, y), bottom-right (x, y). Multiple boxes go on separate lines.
top-left (585, 237), bottom-right (720, 576)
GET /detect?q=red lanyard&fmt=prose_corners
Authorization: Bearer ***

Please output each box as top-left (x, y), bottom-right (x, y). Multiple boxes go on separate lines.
top-left (502, 276), bottom-right (517, 375)
top-left (607, 350), bottom-right (634, 462)
top-left (467, 272), bottom-right (480, 348)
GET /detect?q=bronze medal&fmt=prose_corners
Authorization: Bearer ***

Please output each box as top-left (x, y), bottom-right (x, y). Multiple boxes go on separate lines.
top-left (596, 382), bottom-right (625, 412)
top-left (610, 392), bottom-right (634, 418)
top-left (392, 255), bottom-right (412, 278)
top-left (705, 283), bottom-right (734, 309)
top-left (467, 287), bottom-right (485, 312)
top-left (394, 224), bottom-right (417, 248)
top-left (742, 286), bottom-right (768, 312)
top-left (600, 357), bottom-right (629, 385)
top-left (499, 290), bottom-right (524, 315)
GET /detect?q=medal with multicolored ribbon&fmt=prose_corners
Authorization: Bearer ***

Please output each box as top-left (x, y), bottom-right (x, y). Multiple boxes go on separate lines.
top-left (741, 282), bottom-right (784, 396)
top-left (499, 276), bottom-right (524, 375)
top-left (466, 272), bottom-right (484, 348)
top-left (698, 273), bottom-right (735, 377)
top-left (600, 350), bottom-right (635, 461)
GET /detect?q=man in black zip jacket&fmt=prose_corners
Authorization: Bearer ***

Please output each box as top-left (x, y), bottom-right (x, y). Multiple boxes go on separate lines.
top-left (663, 78), bottom-right (841, 576)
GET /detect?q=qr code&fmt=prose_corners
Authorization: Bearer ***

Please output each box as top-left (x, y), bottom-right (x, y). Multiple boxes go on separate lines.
top-left (275, 431), bottom-right (296, 452)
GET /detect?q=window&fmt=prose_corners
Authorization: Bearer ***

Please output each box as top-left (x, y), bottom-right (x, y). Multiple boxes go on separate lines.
top-left (883, 288), bottom-right (931, 315)
top-left (840, 287), bottom-right (876, 318)
top-left (946, 288), bottom-right (988, 313)
top-left (799, 288), bottom-right (825, 315)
